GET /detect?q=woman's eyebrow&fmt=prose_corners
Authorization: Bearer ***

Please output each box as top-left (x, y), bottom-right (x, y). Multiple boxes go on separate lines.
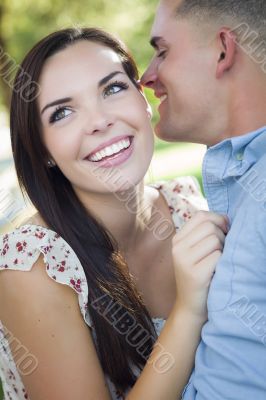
top-left (41, 97), bottom-right (72, 115)
top-left (98, 71), bottom-right (125, 87)
top-left (41, 71), bottom-right (125, 115)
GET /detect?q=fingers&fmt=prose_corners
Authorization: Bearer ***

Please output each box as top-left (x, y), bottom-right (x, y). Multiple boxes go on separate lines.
top-left (172, 211), bottom-right (226, 282)
top-left (174, 211), bottom-right (228, 243)
top-left (174, 220), bottom-right (226, 249)
top-left (171, 211), bottom-right (226, 318)
top-left (188, 234), bottom-right (223, 266)
top-left (195, 250), bottom-right (222, 283)
top-left (172, 232), bottom-right (223, 271)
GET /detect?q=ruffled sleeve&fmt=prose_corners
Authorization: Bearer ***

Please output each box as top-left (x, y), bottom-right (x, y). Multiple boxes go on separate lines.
top-left (151, 176), bottom-right (208, 229)
top-left (0, 224), bottom-right (92, 327)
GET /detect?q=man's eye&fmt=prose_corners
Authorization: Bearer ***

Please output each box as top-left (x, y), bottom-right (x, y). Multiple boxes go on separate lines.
top-left (49, 107), bottom-right (72, 124)
top-left (103, 81), bottom-right (129, 98)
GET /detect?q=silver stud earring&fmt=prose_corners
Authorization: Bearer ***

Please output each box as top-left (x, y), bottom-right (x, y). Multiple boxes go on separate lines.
top-left (47, 160), bottom-right (55, 168)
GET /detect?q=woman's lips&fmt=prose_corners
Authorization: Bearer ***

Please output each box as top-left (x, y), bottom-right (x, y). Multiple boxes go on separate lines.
top-left (84, 135), bottom-right (133, 160)
top-left (85, 136), bottom-right (134, 168)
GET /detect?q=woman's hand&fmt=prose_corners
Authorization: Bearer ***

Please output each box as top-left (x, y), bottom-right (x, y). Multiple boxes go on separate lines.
top-left (172, 211), bottom-right (228, 320)
top-left (127, 213), bottom-right (228, 400)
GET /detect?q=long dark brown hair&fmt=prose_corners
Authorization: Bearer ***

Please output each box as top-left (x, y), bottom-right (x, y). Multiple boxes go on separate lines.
top-left (10, 28), bottom-right (157, 393)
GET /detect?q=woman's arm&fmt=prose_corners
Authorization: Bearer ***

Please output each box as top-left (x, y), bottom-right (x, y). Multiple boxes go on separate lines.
top-left (0, 256), bottom-right (112, 400)
top-left (0, 212), bottom-right (227, 400)
top-left (127, 211), bottom-right (227, 399)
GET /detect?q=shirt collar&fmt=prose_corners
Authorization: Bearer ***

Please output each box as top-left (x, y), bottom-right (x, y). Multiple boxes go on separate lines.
top-left (209, 125), bottom-right (266, 154)
top-left (205, 125), bottom-right (266, 178)
top-left (212, 124), bottom-right (265, 157)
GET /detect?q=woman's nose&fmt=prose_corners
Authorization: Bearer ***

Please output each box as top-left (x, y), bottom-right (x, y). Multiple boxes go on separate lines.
top-left (84, 106), bottom-right (114, 135)
top-left (91, 116), bottom-right (113, 135)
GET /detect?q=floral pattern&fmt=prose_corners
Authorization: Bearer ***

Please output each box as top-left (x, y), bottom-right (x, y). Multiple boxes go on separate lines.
top-left (0, 177), bottom-right (207, 399)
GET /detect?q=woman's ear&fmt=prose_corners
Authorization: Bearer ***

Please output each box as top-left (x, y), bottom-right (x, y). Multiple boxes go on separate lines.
top-left (216, 28), bottom-right (237, 79)
top-left (147, 102), bottom-right (153, 119)
top-left (142, 93), bottom-right (153, 119)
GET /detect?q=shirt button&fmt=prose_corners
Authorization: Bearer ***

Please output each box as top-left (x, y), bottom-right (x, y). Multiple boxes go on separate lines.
top-left (236, 152), bottom-right (244, 161)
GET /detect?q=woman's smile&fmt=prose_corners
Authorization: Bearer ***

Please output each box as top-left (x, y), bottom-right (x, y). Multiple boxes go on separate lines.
top-left (84, 135), bottom-right (134, 168)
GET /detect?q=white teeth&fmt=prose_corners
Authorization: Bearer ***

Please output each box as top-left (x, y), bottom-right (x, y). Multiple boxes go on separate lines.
top-left (100, 150), bottom-right (106, 159)
top-left (160, 94), bottom-right (168, 103)
top-left (117, 143), bottom-right (123, 151)
top-left (88, 137), bottom-right (131, 162)
top-left (105, 147), bottom-right (113, 156)
top-left (113, 144), bottom-right (120, 153)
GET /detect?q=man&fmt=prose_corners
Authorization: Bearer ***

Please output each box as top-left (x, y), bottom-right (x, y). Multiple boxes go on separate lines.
top-left (141, 1), bottom-right (266, 399)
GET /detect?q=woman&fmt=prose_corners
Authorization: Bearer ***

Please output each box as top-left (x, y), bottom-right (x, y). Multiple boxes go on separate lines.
top-left (0, 28), bottom-right (227, 400)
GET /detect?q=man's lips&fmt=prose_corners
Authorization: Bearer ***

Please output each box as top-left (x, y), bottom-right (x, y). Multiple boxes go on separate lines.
top-left (154, 91), bottom-right (168, 104)
top-left (159, 94), bottom-right (168, 103)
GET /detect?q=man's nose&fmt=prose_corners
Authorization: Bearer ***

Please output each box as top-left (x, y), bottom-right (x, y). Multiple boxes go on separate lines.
top-left (140, 60), bottom-right (158, 89)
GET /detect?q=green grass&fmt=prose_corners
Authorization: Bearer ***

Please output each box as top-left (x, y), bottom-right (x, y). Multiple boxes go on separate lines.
top-left (153, 167), bottom-right (203, 193)
top-left (148, 141), bottom-right (204, 193)
top-left (154, 138), bottom-right (189, 153)
top-left (0, 382), bottom-right (3, 400)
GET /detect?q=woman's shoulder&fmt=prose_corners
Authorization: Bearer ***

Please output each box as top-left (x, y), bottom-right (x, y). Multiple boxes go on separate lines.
top-left (0, 214), bottom-right (92, 326)
top-left (150, 176), bottom-right (208, 227)
top-left (0, 216), bottom-right (64, 271)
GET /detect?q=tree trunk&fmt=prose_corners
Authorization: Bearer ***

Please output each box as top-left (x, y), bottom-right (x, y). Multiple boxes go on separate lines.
top-left (0, 0), bottom-right (11, 110)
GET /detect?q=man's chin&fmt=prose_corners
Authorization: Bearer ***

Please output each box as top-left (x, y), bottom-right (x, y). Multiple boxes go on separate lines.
top-left (154, 120), bottom-right (176, 142)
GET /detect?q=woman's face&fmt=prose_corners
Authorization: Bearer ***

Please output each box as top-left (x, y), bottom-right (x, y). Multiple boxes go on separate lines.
top-left (38, 40), bottom-right (154, 195)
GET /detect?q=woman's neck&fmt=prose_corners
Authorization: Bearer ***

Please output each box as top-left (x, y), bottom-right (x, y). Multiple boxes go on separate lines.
top-left (75, 181), bottom-right (157, 254)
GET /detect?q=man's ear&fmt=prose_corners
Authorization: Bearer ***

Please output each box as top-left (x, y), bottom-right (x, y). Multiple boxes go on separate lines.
top-left (216, 28), bottom-right (237, 79)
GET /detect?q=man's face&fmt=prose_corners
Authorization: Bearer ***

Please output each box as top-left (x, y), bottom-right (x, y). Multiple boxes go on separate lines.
top-left (141, 0), bottom-right (223, 145)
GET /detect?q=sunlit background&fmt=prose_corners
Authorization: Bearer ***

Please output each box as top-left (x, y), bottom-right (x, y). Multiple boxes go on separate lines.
top-left (0, 1), bottom-right (205, 395)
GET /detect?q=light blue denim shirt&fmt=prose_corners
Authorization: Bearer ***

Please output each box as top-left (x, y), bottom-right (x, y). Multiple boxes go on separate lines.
top-left (183, 126), bottom-right (266, 400)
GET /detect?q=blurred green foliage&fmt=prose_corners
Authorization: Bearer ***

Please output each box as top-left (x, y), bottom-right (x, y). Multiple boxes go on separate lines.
top-left (0, 0), bottom-right (158, 110)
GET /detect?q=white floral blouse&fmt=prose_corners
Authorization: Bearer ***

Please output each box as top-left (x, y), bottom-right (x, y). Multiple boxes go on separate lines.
top-left (0, 177), bottom-right (207, 400)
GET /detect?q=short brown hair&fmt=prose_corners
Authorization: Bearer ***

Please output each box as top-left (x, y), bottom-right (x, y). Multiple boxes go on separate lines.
top-left (176, 0), bottom-right (266, 50)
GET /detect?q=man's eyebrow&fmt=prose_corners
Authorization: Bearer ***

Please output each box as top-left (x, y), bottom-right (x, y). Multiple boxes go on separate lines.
top-left (98, 71), bottom-right (125, 87)
top-left (41, 97), bottom-right (72, 115)
top-left (150, 36), bottom-right (162, 49)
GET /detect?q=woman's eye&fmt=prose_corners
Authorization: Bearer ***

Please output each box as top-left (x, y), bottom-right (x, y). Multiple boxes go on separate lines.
top-left (103, 81), bottom-right (129, 99)
top-left (49, 107), bottom-right (72, 124)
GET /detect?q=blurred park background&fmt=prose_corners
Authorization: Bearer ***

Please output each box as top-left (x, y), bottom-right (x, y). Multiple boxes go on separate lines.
top-left (0, 0), bottom-right (205, 397)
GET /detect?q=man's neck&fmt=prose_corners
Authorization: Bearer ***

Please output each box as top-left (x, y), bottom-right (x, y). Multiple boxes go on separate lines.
top-left (225, 71), bottom-right (266, 140)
